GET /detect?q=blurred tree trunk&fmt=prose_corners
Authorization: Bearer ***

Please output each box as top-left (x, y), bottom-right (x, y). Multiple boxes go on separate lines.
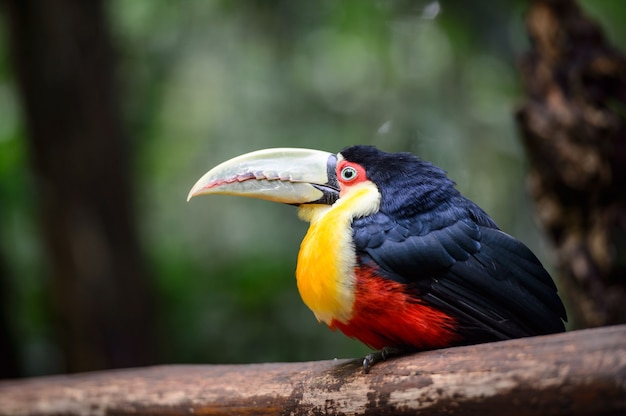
top-left (517, 0), bottom-right (626, 328)
top-left (0, 248), bottom-right (18, 378)
top-left (2, 0), bottom-right (156, 372)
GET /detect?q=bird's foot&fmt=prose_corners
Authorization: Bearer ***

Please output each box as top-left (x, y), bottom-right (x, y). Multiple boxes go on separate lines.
top-left (362, 346), bottom-right (403, 373)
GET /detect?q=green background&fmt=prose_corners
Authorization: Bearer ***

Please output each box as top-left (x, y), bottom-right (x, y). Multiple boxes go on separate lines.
top-left (1, 0), bottom-right (624, 376)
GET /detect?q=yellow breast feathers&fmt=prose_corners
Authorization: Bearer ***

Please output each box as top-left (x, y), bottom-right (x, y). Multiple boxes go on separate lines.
top-left (296, 181), bottom-right (380, 324)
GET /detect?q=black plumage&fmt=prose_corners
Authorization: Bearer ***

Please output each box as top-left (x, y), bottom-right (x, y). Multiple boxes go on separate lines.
top-left (342, 145), bottom-right (566, 344)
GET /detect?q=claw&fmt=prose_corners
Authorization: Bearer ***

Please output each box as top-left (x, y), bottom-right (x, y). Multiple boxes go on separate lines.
top-left (362, 352), bottom-right (378, 374)
top-left (361, 347), bottom-right (404, 373)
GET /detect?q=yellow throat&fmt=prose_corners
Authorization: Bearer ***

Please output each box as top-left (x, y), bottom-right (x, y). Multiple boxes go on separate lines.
top-left (296, 181), bottom-right (380, 325)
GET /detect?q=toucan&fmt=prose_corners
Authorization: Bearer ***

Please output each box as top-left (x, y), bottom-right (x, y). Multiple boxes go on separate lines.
top-left (188, 145), bottom-right (566, 370)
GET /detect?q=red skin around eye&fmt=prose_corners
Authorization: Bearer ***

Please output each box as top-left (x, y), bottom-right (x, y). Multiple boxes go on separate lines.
top-left (336, 160), bottom-right (368, 195)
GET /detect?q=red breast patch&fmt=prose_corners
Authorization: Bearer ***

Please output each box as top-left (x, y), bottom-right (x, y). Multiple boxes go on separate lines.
top-left (330, 266), bottom-right (458, 350)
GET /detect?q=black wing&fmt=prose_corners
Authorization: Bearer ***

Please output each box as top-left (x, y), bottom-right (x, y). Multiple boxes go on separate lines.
top-left (352, 211), bottom-right (566, 342)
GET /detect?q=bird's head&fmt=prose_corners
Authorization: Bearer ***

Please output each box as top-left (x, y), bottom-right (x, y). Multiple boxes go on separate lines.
top-left (187, 145), bottom-right (457, 219)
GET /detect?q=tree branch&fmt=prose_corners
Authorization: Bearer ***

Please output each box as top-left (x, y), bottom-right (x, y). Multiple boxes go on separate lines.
top-left (0, 325), bottom-right (624, 415)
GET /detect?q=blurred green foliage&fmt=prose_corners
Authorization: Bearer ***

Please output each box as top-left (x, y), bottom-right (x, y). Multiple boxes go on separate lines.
top-left (1, 0), bottom-right (625, 376)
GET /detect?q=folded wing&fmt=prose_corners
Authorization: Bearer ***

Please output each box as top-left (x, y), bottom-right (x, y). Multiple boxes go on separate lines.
top-left (352, 211), bottom-right (566, 342)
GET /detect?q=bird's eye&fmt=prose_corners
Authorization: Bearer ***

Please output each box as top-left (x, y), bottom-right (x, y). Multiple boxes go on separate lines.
top-left (340, 166), bottom-right (358, 182)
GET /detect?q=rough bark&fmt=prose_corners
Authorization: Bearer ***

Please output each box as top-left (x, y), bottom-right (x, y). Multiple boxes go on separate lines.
top-left (2, 0), bottom-right (156, 372)
top-left (0, 325), bottom-right (624, 416)
top-left (516, 0), bottom-right (626, 328)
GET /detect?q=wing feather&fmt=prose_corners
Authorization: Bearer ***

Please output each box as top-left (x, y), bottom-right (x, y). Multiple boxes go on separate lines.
top-left (352, 211), bottom-right (566, 341)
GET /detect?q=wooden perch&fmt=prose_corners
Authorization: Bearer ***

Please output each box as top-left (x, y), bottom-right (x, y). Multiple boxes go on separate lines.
top-left (0, 325), bottom-right (624, 415)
